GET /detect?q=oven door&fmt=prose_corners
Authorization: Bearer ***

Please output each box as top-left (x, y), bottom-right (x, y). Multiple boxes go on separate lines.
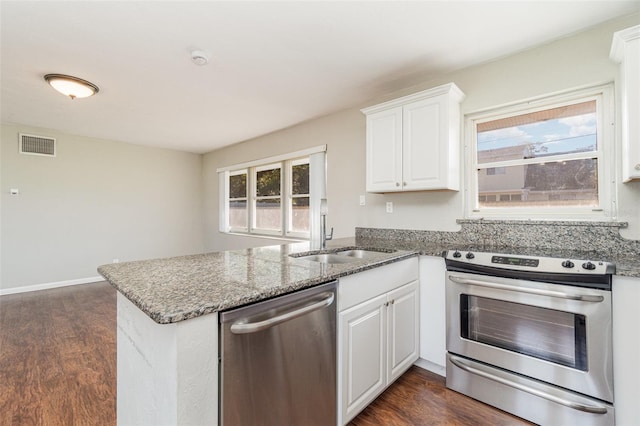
top-left (446, 271), bottom-right (613, 403)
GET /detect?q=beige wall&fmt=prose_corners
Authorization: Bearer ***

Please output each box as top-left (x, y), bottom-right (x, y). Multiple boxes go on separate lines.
top-left (3, 14), bottom-right (639, 289)
top-left (1, 124), bottom-right (205, 291)
top-left (203, 109), bottom-right (366, 250)
top-left (203, 13), bottom-right (640, 251)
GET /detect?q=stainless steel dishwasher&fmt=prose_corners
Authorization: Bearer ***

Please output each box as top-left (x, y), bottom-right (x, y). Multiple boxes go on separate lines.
top-left (220, 280), bottom-right (337, 426)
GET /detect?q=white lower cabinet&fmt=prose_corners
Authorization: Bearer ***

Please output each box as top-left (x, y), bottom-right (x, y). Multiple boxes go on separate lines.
top-left (387, 283), bottom-right (420, 381)
top-left (340, 293), bottom-right (387, 421)
top-left (337, 258), bottom-right (419, 425)
top-left (416, 256), bottom-right (446, 376)
top-left (612, 275), bottom-right (640, 426)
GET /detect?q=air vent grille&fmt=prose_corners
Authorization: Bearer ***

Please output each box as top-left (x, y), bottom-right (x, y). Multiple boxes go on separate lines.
top-left (19, 133), bottom-right (56, 157)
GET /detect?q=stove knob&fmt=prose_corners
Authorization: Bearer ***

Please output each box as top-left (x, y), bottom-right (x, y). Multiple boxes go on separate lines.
top-left (452, 251), bottom-right (462, 258)
top-left (582, 261), bottom-right (596, 270)
top-left (561, 260), bottom-right (574, 268)
top-left (465, 252), bottom-right (475, 260)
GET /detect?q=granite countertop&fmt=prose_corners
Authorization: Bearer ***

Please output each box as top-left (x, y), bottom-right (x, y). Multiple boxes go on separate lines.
top-left (99, 221), bottom-right (640, 325)
top-left (98, 238), bottom-right (416, 324)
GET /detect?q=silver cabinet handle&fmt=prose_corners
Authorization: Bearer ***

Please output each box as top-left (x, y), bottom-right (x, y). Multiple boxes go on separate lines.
top-left (395, 182), bottom-right (400, 187)
top-left (449, 355), bottom-right (608, 415)
top-left (635, 163), bottom-right (640, 171)
top-left (230, 292), bottom-right (334, 334)
top-left (448, 275), bottom-right (604, 302)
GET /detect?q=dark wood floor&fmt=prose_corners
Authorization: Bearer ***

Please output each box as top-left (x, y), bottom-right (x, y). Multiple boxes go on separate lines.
top-left (0, 282), bottom-right (116, 426)
top-left (1, 282), bottom-right (531, 425)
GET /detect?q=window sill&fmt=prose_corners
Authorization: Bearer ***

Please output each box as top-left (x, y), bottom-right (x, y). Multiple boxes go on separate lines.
top-left (223, 231), bottom-right (308, 243)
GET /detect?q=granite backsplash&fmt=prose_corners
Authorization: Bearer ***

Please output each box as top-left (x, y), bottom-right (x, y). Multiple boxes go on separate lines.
top-left (356, 219), bottom-right (640, 257)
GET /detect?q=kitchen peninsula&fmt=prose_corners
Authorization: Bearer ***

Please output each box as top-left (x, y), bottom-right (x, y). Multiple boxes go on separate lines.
top-left (98, 220), bottom-right (640, 426)
top-left (99, 238), bottom-right (415, 425)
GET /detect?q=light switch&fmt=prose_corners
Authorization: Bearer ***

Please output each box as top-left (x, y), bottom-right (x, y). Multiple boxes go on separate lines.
top-left (10, 188), bottom-right (19, 195)
top-left (359, 195), bottom-right (366, 206)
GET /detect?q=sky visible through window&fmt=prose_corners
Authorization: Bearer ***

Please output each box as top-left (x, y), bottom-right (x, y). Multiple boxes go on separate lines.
top-left (478, 112), bottom-right (597, 156)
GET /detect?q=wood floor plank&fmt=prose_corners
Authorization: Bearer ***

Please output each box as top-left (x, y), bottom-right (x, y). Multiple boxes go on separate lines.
top-left (0, 283), bottom-right (116, 426)
top-left (1, 282), bottom-right (532, 425)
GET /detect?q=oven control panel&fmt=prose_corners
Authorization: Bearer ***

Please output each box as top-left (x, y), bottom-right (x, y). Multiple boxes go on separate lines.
top-left (491, 255), bottom-right (539, 267)
top-left (445, 250), bottom-right (615, 275)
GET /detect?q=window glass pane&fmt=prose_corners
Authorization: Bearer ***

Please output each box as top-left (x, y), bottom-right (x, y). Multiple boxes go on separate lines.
top-left (229, 173), bottom-right (247, 198)
top-left (478, 158), bottom-right (598, 208)
top-left (229, 200), bottom-right (247, 229)
top-left (291, 197), bottom-right (309, 233)
top-left (256, 167), bottom-right (281, 197)
top-left (255, 198), bottom-right (281, 231)
top-left (478, 101), bottom-right (597, 164)
top-left (461, 295), bottom-right (587, 370)
top-left (292, 163), bottom-right (309, 195)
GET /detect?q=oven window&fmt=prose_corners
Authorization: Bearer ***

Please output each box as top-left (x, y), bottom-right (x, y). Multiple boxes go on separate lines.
top-left (460, 295), bottom-right (587, 371)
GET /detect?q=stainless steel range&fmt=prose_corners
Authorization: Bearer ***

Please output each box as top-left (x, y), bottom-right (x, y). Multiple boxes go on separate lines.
top-left (445, 250), bottom-right (615, 426)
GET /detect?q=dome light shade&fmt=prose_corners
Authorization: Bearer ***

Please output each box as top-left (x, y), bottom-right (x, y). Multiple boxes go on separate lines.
top-left (44, 74), bottom-right (99, 99)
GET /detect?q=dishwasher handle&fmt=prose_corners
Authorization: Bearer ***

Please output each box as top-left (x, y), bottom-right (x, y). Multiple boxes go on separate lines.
top-left (230, 291), bottom-right (335, 334)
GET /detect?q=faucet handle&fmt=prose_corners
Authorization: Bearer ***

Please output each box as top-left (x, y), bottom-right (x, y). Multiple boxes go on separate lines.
top-left (326, 227), bottom-right (334, 241)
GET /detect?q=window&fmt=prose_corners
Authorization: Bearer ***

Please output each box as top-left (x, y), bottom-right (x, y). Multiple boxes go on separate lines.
top-left (228, 170), bottom-right (248, 231)
top-left (466, 85), bottom-right (614, 219)
top-left (218, 146), bottom-right (326, 240)
top-left (254, 163), bottom-right (282, 233)
top-left (289, 159), bottom-right (310, 233)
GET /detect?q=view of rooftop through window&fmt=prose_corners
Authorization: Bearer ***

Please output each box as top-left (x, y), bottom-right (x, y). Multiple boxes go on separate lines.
top-left (475, 100), bottom-right (599, 208)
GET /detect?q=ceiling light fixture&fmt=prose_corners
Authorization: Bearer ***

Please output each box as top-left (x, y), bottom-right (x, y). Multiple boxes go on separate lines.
top-left (44, 74), bottom-right (99, 100)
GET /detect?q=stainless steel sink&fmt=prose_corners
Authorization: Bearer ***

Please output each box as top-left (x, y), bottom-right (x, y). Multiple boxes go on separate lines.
top-left (291, 247), bottom-right (396, 264)
top-left (336, 249), bottom-right (389, 258)
top-left (296, 253), bottom-right (357, 264)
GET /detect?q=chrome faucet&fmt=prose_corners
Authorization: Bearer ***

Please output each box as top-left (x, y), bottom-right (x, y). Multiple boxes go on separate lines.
top-left (320, 199), bottom-right (333, 249)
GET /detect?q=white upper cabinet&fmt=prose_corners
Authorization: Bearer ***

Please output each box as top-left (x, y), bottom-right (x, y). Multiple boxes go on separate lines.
top-left (362, 83), bottom-right (465, 192)
top-left (611, 25), bottom-right (640, 182)
top-left (364, 106), bottom-right (404, 192)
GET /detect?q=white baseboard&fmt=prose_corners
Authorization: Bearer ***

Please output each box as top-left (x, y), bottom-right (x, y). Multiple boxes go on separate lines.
top-left (0, 276), bottom-right (105, 296)
top-left (414, 357), bottom-right (446, 377)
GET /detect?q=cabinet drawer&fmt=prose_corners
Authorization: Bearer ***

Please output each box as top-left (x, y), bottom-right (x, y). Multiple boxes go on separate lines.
top-left (338, 257), bottom-right (418, 312)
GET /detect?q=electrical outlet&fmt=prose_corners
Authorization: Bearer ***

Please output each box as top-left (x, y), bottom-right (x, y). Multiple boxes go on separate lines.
top-left (113, 258), bottom-right (120, 263)
top-left (386, 202), bottom-right (393, 213)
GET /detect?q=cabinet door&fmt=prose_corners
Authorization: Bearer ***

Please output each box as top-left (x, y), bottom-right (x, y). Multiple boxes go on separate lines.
top-left (402, 96), bottom-right (447, 190)
top-left (366, 107), bottom-right (403, 192)
top-left (386, 280), bottom-right (420, 383)
top-left (340, 294), bottom-right (387, 424)
top-left (614, 27), bottom-right (640, 181)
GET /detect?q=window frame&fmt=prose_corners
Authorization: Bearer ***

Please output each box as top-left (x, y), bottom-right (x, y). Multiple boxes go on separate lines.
top-left (218, 145), bottom-right (326, 241)
top-left (287, 158), bottom-right (311, 239)
top-left (227, 169), bottom-right (248, 233)
top-left (464, 84), bottom-right (616, 220)
top-left (251, 162), bottom-right (283, 236)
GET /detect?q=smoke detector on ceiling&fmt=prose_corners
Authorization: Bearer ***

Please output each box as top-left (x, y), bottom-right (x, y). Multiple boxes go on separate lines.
top-left (191, 50), bottom-right (209, 66)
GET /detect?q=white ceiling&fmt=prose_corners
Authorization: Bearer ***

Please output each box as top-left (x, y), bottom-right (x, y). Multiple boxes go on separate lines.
top-left (1, 1), bottom-right (638, 154)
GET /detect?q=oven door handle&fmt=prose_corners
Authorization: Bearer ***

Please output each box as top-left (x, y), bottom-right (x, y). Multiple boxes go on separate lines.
top-left (449, 355), bottom-right (609, 415)
top-left (448, 275), bottom-right (604, 302)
